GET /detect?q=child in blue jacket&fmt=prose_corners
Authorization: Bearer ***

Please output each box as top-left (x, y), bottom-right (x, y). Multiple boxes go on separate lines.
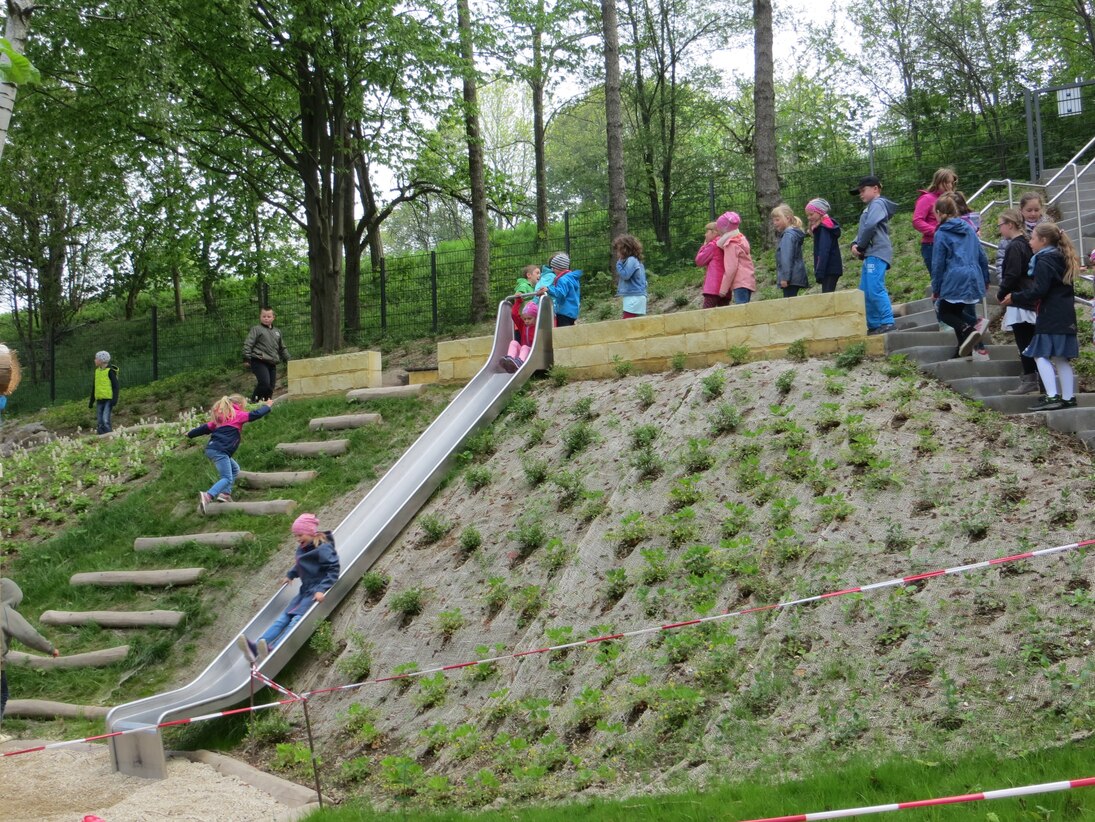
top-left (238, 513), bottom-right (340, 661)
top-left (930, 194), bottom-right (989, 357)
top-left (536, 252), bottom-right (583, 326)
top-left (613, 234), bottom-right (648, 318)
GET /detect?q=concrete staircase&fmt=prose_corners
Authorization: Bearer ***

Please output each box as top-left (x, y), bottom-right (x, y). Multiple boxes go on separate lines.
top-left (887, 296), bottom-right (1095, 447)
top-left (1042, 165), bottom-right (1095, 259)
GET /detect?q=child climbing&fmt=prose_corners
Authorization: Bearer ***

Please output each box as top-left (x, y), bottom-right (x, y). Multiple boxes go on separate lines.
top-left (500, 300), bottom-right (538, 373)
top-left (187, 394), bottom-right (271, 513)
top-left (805, 198), bottom-right (843, 293)
top-left (696, 221), bottom-right (726, 308)
top-left (510, 265), bottom-right (540, 343)
top-left (771, 204), bottom-right (808, 298)
top-left (1000, 222), bottom-right (1081, 411)
top-left (995, 208), bottom-right (1038, 395)
top-left (88, 351), bottom-right (120, 435)
top-left (536, 253), bottom-right (583, 326)
top-left (849, 175), bottom-right (898, 335)
top-left (930, 193), bottom-right (990, 358)
top-left (238, 514), bottom-right (339, 662)
top-left (714, 211), bottom-right (756, 304)
top-left (613, 233), bottom-right (648, 318)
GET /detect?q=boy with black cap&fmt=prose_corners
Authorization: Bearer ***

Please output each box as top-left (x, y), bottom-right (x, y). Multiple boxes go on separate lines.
top-left (849, 176), bottom-right (898, 334)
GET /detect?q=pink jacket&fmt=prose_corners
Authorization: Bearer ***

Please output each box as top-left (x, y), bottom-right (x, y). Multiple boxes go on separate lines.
top-left (696, 239), bottom-right (725, 296)
top-left (912, 189), bottom-right (940, 244)
top-left (717, 231), bottom-right (756, 295)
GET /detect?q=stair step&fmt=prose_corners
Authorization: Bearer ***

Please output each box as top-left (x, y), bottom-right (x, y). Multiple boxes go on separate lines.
top-left (275, 440), bottom-right (349, 457)
top-left (346, 384), bottom-right (426, 402)
top-left (889, 345), bottom-right (1019, 365)
top-left (922, 358), bottom-right (1024, 380)
top-left (946, 376), bottom-right (1035, 399)
top-left (200, 499), bottom-right (297, 516)
top-left (70, 568), bottom-right (205, 587)
top-left (134, 531), bottom-right (253, 551)
top-left (886, 328), bottom-right (995, 353)
top-left (978, 394), bottom-right (1095, 415)
top-left (894, 297), bottom-right (936, 317)
top-left (308, 413), bottom-right (382, 431)
top-left (1031, 404), bottom-right (1095, 433)
top-left (6, 646), bottom-right (130, 669)
top-left (40, 610), bottom-right (184, 628)
top-left (237, 470), bottom-right (317, 488)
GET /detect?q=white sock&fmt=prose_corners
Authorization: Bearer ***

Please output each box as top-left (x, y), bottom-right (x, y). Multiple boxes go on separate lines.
top-left (1054, 357), bottom-right (1075, 400)
top-left (1035, 357), bottom-right (1058, 397)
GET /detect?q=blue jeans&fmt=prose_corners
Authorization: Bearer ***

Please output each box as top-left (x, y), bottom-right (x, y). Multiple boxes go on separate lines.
top-left (732, 288), bottom-right (752, 305)
top-left (206, 449), bottom-right (240, 497)
top-left (95, 400), bottom-right (113, 434)
top-left (920, 243), bottom-right (933, 272)
top-left (859, 256), bottom-right (894, 330)
top-left (259, 610), bottom-right (304, 649)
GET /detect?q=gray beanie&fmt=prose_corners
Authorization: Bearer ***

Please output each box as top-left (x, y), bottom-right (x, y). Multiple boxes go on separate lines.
top-left (549, 252), bottom-right (570, 273)
top-left (96, 351), bottom-right (111, 364)
top-left (805, 198), bottom-right (831, 215)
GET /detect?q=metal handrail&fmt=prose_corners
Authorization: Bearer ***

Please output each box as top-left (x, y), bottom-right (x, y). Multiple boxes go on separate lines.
top-left (968, 134), bottom-right (1095, 212)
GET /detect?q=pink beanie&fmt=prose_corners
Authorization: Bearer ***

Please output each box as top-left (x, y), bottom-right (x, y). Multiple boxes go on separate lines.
top-left (292, 513), bottom-right (319, 536)
top-left (715, 211), bottom-right (740, 234)
top-left (522, 300), bottom-right (538, 317)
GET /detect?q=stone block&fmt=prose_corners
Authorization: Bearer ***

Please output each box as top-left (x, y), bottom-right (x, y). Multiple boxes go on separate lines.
top-left (610, 314), bottom-right (666, 341)
top-left (438, 339), bottom-right (469, 361)
top-left (777, 294), bottom-right (835, 321)
top-left (817, 312), bottom-right (868, 340)
top-left (735, 299), bottom-right (784, 327)
top-left (325, 373), bottom-right (358, 392)
top-left (407, 369), bottom-right (438, 385)
top-left (467, 336), bottom-right (494, 357)
top-left (553, 324), bottom-right (582, 347)
top-left (453, 359), bottom-right (480, 381)
top-left (662, 310), bottom-right (706, 336)
top-left (296, 376), bottom-right (327, 397)
top-left (645, 334), bottom-right (689, 360)
top-left (562, 345), bottom-right (609, 369)
top-left (437, 361), bottom-right (455, 382)
top-left (725, 324), bottom-right (771, 349)
top-left (768, 319), bottom-right (816, 346)
top-left (287, 359), bottom-right (318, 379)
top-left (685, 329), bottom-right (729, 355)
top-left (607, 339), bottom-right (649, 363)
top-left (832, 289), bottom-right (866, 315)
top-left (703, 305), bottom-right (746, 330)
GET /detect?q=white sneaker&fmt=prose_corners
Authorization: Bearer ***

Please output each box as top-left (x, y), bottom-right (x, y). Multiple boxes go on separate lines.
top-left (972, 348), bottom-right (990, 363)
top-left (237, 635), bottom-right (256, 662)
top-left (256, 638), bottom-right (269, 660)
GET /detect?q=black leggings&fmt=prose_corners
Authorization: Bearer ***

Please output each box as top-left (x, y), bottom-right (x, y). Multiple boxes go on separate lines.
top-left (937, 300), bottom-right (975, 347)
top-left (782, 285), bottom-right (803, 298)
top-left (250, 360), bottom-right (277, 401)
top-left (819, 276), bottom-right (840, 294)
top-left (1011, 322), bottom-right (1038, 376)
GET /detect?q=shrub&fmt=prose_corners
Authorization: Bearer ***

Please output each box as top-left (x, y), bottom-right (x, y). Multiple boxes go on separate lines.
top-left (631, 447), bottom-right (664, 479)
top-left (463, 429), bottom-right (495, 461)
top-left (671, 352), bottom-right (687, 371)
top-left (681, 543), bottom-right (713, 576)
top-left (511, 516), bottom-right (548, 556)
top-left (309, 620), bottom-right (336, 655)
top-left (337, 631), bottom-right (373, 680)
top-left (414, 673), bottom-right (449, 710)
top-left (631, 423), bottom-right (659, 449)
top-left (459, 526), bottom-right (482, 554)
top-left (525, 418), bottom-right (550, 446)
top-left (343, 704), bottom-right (382, 746)
top-left (613, 355), bottom-right (634, 377)
top-left (663, 506), bottom-right (699, 548)
top-left (775, 370), bottom-right (796, 396)
top-left (728, 344), bottom-right (750, 365)
top-left (512, 585), bottom-right (545, 627)
top-left (484, 576), bottom-right (510, 612)
top-left (701, 369), bottom-right (726, 401)
top-left (673, 293), bottom-right (690, 308)
top-left (681, 438), bottom-right (715, 473)
top-left (570, 396), bottom-right (596, 420)
top-left (539, 538), bottom-right (573, 576)
top-left (419, 513), bottom-right (452, 544)
top-left (668, 475), bottom-right (703, 510)
top-left (437, 608), bottom-right (466, 638)
top-left (603, 568), bottom-right (629, 601)
top-left (786, 339), bottom-right (808, 362)
top-left (613, 511), bottom-right (650, 553)
top-left (465, 465), bottom-right (492, 492)
top-left (552, 469), bottom-right (586, 509)
top-left (835, 342), bottom-right (867, 369)
top-left (710, 403), bottom-right (742, 435)
top-left (639, 547), bottom-right (672, 585)
top-left (361, 571), bottom-right (389, 601)
top-left (273, 742), bottom-right (319, 779)
top-left (635, 382), bottom-right (656, 409)
top-left (818, 493), bottom-right (854, 523)
top-left (549, 365), bottom-right (571, 386)
top-left (721, 501), bottom-right (752, 537)
top-left (248, 710), bottom-right (292, 744)
top-left (562, 421), bottom-right (595, 457)
top-left (522, 455), bottom-right (549, 486)
top-left (506, 393), bottom-right (538, 422)
top-left (390, 588), bottom-right (425, 619)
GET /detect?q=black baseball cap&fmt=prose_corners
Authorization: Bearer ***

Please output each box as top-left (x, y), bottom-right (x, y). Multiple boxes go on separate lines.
top-left (849, 175), bottom-right (882, 195)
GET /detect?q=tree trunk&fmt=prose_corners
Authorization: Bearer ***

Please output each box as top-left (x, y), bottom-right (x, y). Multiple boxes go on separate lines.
top-left (602, 0), bottom-right (628, 240)
top-left (752, 0), bottom-right (780, 247)
top-left (531, 23), bottom-right (549, 244)
top-left (342, 166), bottom-right (361, 343)
top-left (458, 0), bottom-right (491, 323)
top-left (172, 263), bottom-right (184, 321)
top-left (0, 0), bottom-right (34, 165)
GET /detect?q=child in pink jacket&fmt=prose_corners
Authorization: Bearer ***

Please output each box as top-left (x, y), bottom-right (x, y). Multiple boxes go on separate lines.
top-left (715, 211), bottom-right (756, 304)
top-left (696, 221), bottom-right (726, 308)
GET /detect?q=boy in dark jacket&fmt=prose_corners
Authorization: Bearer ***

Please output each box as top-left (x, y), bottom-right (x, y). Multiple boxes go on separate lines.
top-left (88, 350), bottom-right (120, 435)
top-left (243, 307), bottom-right (290, 402)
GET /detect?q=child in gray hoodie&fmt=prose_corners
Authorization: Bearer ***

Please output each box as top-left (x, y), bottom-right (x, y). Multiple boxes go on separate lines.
top-left (849, 176), bottom-right (898, 334)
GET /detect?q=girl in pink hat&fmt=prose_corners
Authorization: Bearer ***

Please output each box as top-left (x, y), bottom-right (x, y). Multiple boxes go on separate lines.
top-left (714, 211), bottom-right (756, 304)
top-left (237, 513), bottom-right (339, 661)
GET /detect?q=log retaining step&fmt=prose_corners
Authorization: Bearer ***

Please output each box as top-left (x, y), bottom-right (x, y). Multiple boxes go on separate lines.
top-left (134, 531), bottom-right (253, 551)
top-left (275, 440), bottom-right (349, 457)
top-left (3, 699), bottom-right (111, 720)
top-left (40, 610), bottom-right (184, 628)
top-left (70, 568), bottom-right (205, 587)
top-left (6, 645), bottom-right (130, 669)
top-left (237, 470), bottom-right (317, 488)
top-left (346, 384), bottom-right (425, 402)
top-left (308, 413), bottom-right (381, 431)
top-left (201, 499), bottom-right (297, 516)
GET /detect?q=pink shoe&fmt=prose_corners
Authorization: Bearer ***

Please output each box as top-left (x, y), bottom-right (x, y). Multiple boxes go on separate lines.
top-left (198, 491), bottom-right (212, 514)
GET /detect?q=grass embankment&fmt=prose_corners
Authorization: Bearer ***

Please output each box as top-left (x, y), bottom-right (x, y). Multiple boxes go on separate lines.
top-left (306, 736), bottom-right (1095, 821)
top-left (0, 376), bottom-right (454, 742)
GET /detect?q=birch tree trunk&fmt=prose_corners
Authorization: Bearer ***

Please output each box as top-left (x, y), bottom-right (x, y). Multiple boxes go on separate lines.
top-left (601, 0), bottom-right (628, 240)
top-left (0, 0), bottom-right (35, 165)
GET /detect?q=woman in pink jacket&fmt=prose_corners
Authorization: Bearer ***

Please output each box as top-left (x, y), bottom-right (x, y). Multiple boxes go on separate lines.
top-left (714, 211), bottom-right (756, 304)
top-left (696, 221), bottom-right (726, 308)
top-left (912, 167), bottom-right (958, 272)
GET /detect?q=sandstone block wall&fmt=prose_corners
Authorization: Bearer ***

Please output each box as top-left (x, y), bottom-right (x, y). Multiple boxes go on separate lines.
top-left (287, 351), bottom-right (382, 398)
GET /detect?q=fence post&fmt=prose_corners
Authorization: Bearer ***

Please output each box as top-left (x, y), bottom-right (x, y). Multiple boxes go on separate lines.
top-left (379, 257), bottom-right (388, 334)
top-left (48, 334), bottom-right (56, 404)
top-left (261, 282), bottom-right (270, 307)
top-left (1024, 87), bottom-right (1037, 183)
top-left (430, 251), bottom-right (439, 333)
top-left (564, 210), bottom-right (571, 256)
top-left (868, 130), bottom-right (875, 177)
top-left (708, 177), bottom-right (716, 221)
top-left (151, 305), bottom-right (159, 382)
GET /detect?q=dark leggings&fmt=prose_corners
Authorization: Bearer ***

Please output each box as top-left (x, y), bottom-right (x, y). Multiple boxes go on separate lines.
top-left (703, 294), bottom-right (731, 309)
top-left (250, 360), bottom-right (277, 401)
top-left (556, 315), bottom-right (576, 327)
top-left (937, 300), bottom-right (974, 347)
top-left (819, 276), bottom-right (840, 294)
top-left (1011, 322), bottom-right (1038, 375)
top-left (782, 285), bottom-right (803, 298)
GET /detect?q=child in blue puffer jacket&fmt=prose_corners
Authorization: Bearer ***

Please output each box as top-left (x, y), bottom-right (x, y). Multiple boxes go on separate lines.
top-left (930, 194), bottom-right (989, 358)
top-left (536, 252), bottom-right (583, 326)
top-left (187, 394), bottom-right (271, 512)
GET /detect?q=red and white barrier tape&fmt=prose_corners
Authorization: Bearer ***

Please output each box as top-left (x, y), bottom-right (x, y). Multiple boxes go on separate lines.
top-left (739, 775), bottom-right (1095, 821)
top-left (4, 537), bottom-right (1091, 760)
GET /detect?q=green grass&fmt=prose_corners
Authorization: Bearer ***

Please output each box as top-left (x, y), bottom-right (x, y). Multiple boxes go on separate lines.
top-left (303, 737), bottom-right (1095, 820)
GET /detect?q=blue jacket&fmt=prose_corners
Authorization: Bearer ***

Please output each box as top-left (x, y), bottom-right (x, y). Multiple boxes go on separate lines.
top-left (541, 269), bottom-right (583, 320)
top-left (930, 218), bottom-right (989, 303)
top-left (776, 226), bottom-right (809, 288)
top-left (616, 256), bottom-right (647, 297)
top-left (187, 404), bottom-right (271, 456)
top-left (812, 220), bottom-right (843, 281)
top-left (285, 532), bottom-right (340, 615)
top-left (854, 196), bottom-right (898, 264)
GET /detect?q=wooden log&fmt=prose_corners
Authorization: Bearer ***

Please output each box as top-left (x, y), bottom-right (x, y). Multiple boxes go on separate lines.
top-left (40, 610), bottom-right (184, 628)
top-left (6, 645), bottom-right (130, 669)
top-left (201, 499), bottom-right (297, 516)
top-left (134, 531), bottom-right (253, 551)
top-left (308, 413), bottom-right (381, 431)
top-left (346, 384), bottom-right (425, 401)
top-left (3, 699), bottom-right (110, 720)
top-left (275, 440), bottom-right (349, 457)
top-left (70, 568), bottom-right (205, 587)
top-left (237, 470), bottom-right (317, 488)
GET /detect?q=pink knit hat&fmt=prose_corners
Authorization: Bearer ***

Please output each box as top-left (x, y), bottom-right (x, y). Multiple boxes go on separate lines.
top-left (715, 211), bottom-right (740, 233)
top-left (522, 300), bottom-right (538, 317)
top-left (291, 513), bottom-right (319, 536)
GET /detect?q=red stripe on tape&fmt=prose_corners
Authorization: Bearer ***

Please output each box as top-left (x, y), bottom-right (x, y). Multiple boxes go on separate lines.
top-left (903, 570), bottom-right (945, 582)
top-left (3, 745), bottom-right (46, 757)
top-left (442, 661), bottom-right (477, 671)
top-left (991, 552), bottom-right (1032, 564)
top-left (661, 619), bottom-right (701, 630)
top-left (899, 792), bottom-right (985, 808)
top-left (820, 587), bottom-right (862, 598)
top-left (586, 634), bottom-right (624, 643)
top-left (1072, 777), bottom-right (1095, 788)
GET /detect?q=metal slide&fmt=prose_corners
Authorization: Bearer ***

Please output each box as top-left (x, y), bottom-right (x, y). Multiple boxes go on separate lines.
top-left (107, 296), bottom-right (554, 778)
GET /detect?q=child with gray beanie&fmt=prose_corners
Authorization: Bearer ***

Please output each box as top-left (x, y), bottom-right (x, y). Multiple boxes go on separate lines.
top-left (88, 351), bottom-right (120, 435)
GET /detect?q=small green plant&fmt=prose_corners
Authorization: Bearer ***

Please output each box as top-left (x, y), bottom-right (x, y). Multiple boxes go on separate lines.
top-left (539, 538), bottom-right (573, 576)
top-left (506, 393), bottom-right (538, 422)
top-left (522, 455), bottom-right (549, 486)
top-left (468, 645), bottom-right (504, 682)
top-left (465, 465), bottom-right (492, 492)
top-left (775, 369), bottom-right (796, 396)
top-left (360, 571), bottom-right (389, 602)
top-left (632, 424), bottom-right (659, 449)
top-left (459, 525), bottom-right (482, 554)
top-left (681, 543), bottom-right (713, 576)
top-left (681, 438), bottom-right (715, 474)
top-left (437, 608), bottom-right (466, 638)
top-left (484, 576), bottom-right (510, 613)
top-left (668, 475), bottom-right (703, 510)
top-left (525, 418), bottom-right (550, 446)
top-left (835, 341), bottom-right (867, 369)
top-left (273, 742), bottom-right (319, 779)
top-left (710, 402), bottom-right (742, 435)
top-left (884, 521), bottom-right (914, 552)
top-left (786, 338), bottom-right (808, 362)
top-left (379, 755), bottom-right (424, 797)
top-left (769, 496), bottom-right (800, 529)
top-left (414, 673), bottom-right (449, 710)
top-left (562, 421), bottom-right (595, 457)
top-left (248, 710), bottom-right (292, 744)
top-left (671, 352), bottom-right (687, 371)
top-left (612, 355), bottom-right (634, 377)
top-left (635, 382), bottom-right (656, 409)
top-left (552, 469), bottom-right (587, 509)
top-left (721, 501), bottom-right (752, 537)
top-left (463, 429), bottom-right (495, 461)
top-left (818, 493), bottom-right (854, 523)
top-left (881, 354), bottom-right (918, 378)
top-left (339, 756), bottom-right (371, 784)
top-left (390, 588), bottom-right (425, 619)
top-left (653, 683), bottom-right (706, 730)
top-left (512, 585), bottom-right (545, 627)
top-left (343, 704), bottom-right (382, 746)
top-left (419, 513), bottom-right (452, 544)
top-left (613, 511), bottom-right (650, 554)
top-left (631, 447), bottom-right (664, 479)
top-left (603, 568), bottom-right (629, 602)
top-left (391, 662), bottom-right (420, 690)
top-left (548, 365), bottom-right (571, 386)
top-left (673, 293), bottom-right (690, 308)
top-left (639, 547), bottom-right (672, 585)
top-left (570, 396), bottom-right (596, 420)
top-left (728, 344), bottom-right (750, 365)
top-left (663, 506), bottom-right (699, 548)
top-left (701, 369), bottom-right (727, 401)
top-left (511, 516), bottom-right (548, 556)
top-left (337, 631), bottom-right (374, 680)
top-left (596, 302), bottom-right (615, 320)
top-left (308, 620), bottom-right (336, 655)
